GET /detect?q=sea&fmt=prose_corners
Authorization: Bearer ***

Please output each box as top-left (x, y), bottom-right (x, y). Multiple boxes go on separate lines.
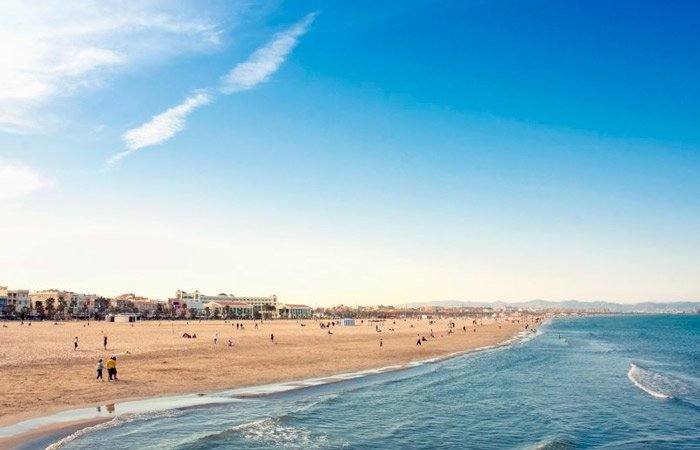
top-left (27, 315), bottom-right (700, 449)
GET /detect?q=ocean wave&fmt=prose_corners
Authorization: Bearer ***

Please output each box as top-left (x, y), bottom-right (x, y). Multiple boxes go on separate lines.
top-left (190, 417), bottom-right (329, 448)
top-left (626, 363), bottom-right (695, 401)
top-left (600, 433), bottom-right (700, 448)
top-left (45, 409), bottom-right (183, 449)
top-left (526, 436), bottom-right (576, 450)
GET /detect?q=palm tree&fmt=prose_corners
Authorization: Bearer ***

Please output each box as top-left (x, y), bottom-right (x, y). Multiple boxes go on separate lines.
top-left (95, 297), bottom-right (110, 313)
top-left (34, 301), bottom-right (45, 318)
top-left (3, 303), bottom-right (16, 317)
top-left (57, 298), bottom-right (67, 317)
top-left (155, 303), bottom-right (164, 319)
top-left (46, 298), bottom-right (55, 319)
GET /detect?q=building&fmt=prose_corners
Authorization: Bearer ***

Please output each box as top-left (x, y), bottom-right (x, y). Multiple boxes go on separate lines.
top-left (277, 304), bottom-right (313, 319)
top-left (113, 293), bottom-right (163, 313)
top-left (171, 290), bottom-right (278, 318)
top-left (105, 313), bottom-right (140, 323)
top-left (7, 288), bottom-right (30, 310)
top-left (0, 286), bottom-right (7, 311)
top-left (203, 300), bottom-right (254, 318)
top-left (29, 289), bottom-right (70, 310)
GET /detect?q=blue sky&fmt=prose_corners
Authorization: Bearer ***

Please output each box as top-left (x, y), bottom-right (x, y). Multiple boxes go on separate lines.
top-left (1, 0), bottom-right (698, 304)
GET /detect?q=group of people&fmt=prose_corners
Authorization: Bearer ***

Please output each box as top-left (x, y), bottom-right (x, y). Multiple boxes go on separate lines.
top-left (96, 356), bottom-right (118, 381)
top-left (71, 334), bottom-right (118, 381)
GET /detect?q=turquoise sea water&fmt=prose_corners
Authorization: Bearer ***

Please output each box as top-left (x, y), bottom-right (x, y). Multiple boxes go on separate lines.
top-left (45, 315), bottom-right (699, 449)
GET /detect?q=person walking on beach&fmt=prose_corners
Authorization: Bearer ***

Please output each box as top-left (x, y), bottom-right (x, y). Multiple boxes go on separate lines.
top-left (214, 333), bottom-right (218, 345)
top-left (96, 359), bottom-right (104, 381)
top-left (380, 339), bottom-right (383, 348)
top-left (103, 335), bottom-right (108, 350)
top-left (74, 336), bottom-right (79, 350)
top-left (106, 356), bottom-right (118, 381)
top-left (270, 333), bottom-right (274, 343)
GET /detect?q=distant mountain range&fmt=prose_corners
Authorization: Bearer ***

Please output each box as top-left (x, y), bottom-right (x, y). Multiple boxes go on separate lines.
top-left (403, 299), bottom-right (699, 313)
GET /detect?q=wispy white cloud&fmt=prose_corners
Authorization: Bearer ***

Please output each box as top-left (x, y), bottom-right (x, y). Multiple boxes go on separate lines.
top-left (0, 159), bottom-right (53, 201)
top-left (108, 12), bottom-right (317, 165)
top-left (220, 12), bottom-right (317, 93)
top-left (0, 0), bottom-right (225, 133)
top-left (108, 91), bottom-right (212, 165)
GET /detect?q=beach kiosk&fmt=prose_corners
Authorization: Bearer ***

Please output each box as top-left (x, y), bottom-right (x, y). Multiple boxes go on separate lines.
top-left (341, 318), bottom-right (356, 326)
top-left (105, 313), bottom-right (140, 323)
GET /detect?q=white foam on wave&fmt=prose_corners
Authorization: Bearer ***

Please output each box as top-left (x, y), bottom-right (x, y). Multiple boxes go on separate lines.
top-left (627, 363), bottom-right (672, 399)
top-left (221, 417), bottom-right (328, 448)
top-left (45, 409), bottom-right (183, 449)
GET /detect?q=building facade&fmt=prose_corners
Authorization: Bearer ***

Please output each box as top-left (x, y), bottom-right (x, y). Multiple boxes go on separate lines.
top-left (277, 304), bottom-right (313, 319)
top-left (171, 290), bottom-right (278, 318)
top-left (0, 286), bottom-right (7, 311)
top-left (203, 300), bottom-right (254, 318)
top-left (7, 289), bottom-right (30, 310)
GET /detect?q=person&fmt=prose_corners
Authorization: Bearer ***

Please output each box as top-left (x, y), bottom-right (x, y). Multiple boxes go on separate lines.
top-left (380, 339), bottom-right (383, 348)
top-left (416, 338), bottom-right (422, 346)
top-left (228, 339), bottom-right (233, 347)
top-left (270, 333), bottom-right (274, 343)
top-left (74, 336), bottom-right (79, 350)
top-left (96, 359), bottom-right (104, 381)
top-left (106, 356), bottom-right (118, 381)
top-left (103, 335), bottom-right (108, 350)
top-left (214, 333), bottom-right (218, 345)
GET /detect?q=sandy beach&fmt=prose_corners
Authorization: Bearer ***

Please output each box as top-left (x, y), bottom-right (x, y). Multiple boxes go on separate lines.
top-left (0, 317), bottom-right (533, 431)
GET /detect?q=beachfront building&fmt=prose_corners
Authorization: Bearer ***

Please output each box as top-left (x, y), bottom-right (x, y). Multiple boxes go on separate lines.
top-left (0, 286), bottom-right (7, 311)
top-left (203, 300), bottom-right (254, 318)
top-left (277, 304), bottom-right (313, 319)
top-left (30, 289), bottom-right (70, 311)
top-left (105, 313), bottom-right (140, 322)
top-left (113, 293), bottom-right (164, 314)
top-left (28, 289), bottom-right (99, 316)
top-left (7, 288), bottom-right (30, 310)
top-left (170, 290), bottom-right (278, 319)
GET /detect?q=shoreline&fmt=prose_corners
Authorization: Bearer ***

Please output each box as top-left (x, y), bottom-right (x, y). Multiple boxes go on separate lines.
top-left (0, 325), bottom-right (544, 448)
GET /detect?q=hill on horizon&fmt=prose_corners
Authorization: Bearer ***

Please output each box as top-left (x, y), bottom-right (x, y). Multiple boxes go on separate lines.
top-left (402, 299), bottom-right (699, 313)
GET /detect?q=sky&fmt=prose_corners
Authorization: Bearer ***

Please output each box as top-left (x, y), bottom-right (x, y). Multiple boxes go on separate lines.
top-left (1, 0), bottom-right (698, 305)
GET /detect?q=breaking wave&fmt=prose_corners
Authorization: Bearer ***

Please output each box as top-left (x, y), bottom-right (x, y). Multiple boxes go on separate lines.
top-left (626, 363), bottom-right (691, 400)
top-left (190, 417), bottom-right (329, 448)
top-left (46, 409), bottom-right (183, 449)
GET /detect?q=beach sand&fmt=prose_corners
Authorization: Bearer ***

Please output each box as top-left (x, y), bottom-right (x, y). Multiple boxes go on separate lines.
top-left (0, 317), bottom-right (532, 429)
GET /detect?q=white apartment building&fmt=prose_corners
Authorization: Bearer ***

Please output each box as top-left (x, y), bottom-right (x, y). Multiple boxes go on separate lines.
top-left (171, 290), bottom-right (278, 318)
top-left (29, 290), bottom-right (98, 312)
top-left (277, 303), bottom-right (313, 319)
top-left (7, 289), bottom-right (30, 309)
top-left (1, 286), bottom-right (32, 312)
